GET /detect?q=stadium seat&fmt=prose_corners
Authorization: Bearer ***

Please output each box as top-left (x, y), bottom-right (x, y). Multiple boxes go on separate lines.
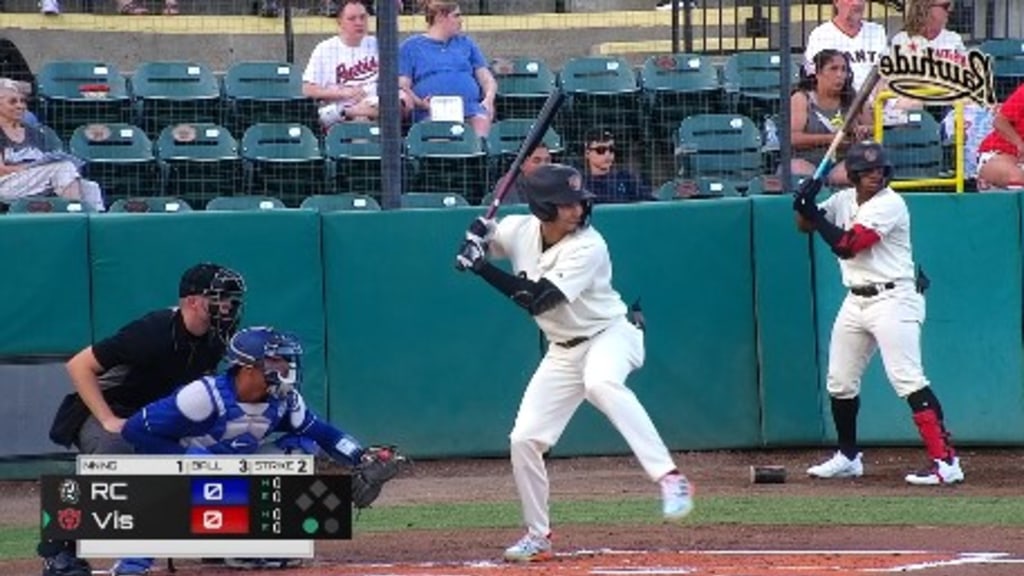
top-left (7, 196), bottom-right (94, 213)
top-left (882, 110), bottom-right (944, 182)
top-left (640, 54), bottom-right (722, 140)
top-left (400, 191), bottom-right (470, 209)
top-left (486, 119), bottom-right (563, 180)
top-left (556, 56), bottom-right (642, 153)
top-left (480, 190), bottom-right (525, 206)
top-left (223, 62), bottom-right (318, 136)
top-left (978, 38), bottom-right (1024, 101)
top-left (300, 193), bottom-right (381, 212)
top-left (405, 121), bottom-right (488, 204)
top-left (36, 60), bottom-right (132, 140)
top-left (676, 114), bottom-right (764, 185)
top-left (745, 174), bottom-right (806, 196)
top-left (69, 123), bottom-right (158, 202)
top-left (155, 123), bottom-right (242, 208)
top-left (491, 56), bottom-right (557, 120)
top-left (108, 196), bottom-right (192, 213)
top-left (130, 61), bottom-right (221, 138)
top-left (722, 52), bottom-right (800, 126)
top-left (205, 195), bottom-right (286, 211)
top-left (324, 122), bottom-right (382, 196)
top-left (654, 178), bottom-right (700, 200)
top-left (38, 124), bottom-right (64, 152)
top-left (241, 123), bottom-right (325, 206)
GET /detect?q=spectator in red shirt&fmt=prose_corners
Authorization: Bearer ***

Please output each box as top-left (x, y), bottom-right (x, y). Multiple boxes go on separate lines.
top-left (977, 84), bottom-right (1024, 188)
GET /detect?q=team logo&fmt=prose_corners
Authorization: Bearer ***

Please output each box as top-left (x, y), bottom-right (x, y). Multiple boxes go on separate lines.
top-left (57, 508), bottom-right (82, 531)
top-left (568, 174), bottom-right (582, 191)
top-left (58, 479), bottom-right (79, 505)
top-left (863, 147), bottom-right (878, 162)
top-left (878, 45), bottom-right (996, 107)
top-left (172, 123), bottom-right (197, 143)
top-left (83, 123), bottom-right (112, 142)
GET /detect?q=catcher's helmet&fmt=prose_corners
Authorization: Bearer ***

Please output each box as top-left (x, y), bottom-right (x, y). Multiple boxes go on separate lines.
top-left (179, 263), bottom-right (246, 344)
top-left (523, 163), bottom-right (595, 226)
top-left (228, 327), bottom-right (303, 399)
top-left (845, 140), bottom-right (893, 184)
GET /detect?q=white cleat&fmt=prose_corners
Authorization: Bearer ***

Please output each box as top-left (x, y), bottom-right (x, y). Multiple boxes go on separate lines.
top-left (905, 457), bottom-right (964, 486)
top-left (807, 451), bottom-right (864, 478)
top-left (503, 532), bottom-right (552, 563)
top-left (660, 472), bottom-right (694, 520)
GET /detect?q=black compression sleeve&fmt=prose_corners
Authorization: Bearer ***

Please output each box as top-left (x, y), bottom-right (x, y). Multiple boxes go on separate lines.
top-left (476, 262), bottom-right (566, 315)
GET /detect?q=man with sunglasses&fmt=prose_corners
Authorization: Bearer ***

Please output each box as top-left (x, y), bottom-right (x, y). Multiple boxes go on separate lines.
top-left (117, 327), bottom-right (372, 573)
top-left (579, 127), bottom-right (653, 204)
top-left (40, 263), bottom-right (246, 576)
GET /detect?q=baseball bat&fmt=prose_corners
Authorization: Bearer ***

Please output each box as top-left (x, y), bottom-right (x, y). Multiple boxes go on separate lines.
top-left (482, 89), bottom-right (566, 219)
top-left (810, 66), bottom-right (882, 183)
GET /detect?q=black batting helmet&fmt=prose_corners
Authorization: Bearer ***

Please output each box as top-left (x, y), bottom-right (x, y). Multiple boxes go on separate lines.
top-left (523, 164), bottom-right (595, 226)
top-left (845, 140), bottom-right (893, 185)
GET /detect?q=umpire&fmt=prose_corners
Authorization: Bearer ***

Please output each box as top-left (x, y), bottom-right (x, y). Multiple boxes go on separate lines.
top-left (39, 263), bottom-right (246, 576)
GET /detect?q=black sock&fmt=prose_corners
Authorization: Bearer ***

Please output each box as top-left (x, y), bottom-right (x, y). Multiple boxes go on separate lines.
top-left (831, 396), bottom-right (860, 460)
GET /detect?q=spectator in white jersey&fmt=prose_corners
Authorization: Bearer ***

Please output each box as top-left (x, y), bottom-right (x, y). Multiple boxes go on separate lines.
top-left (887, 0), bottom-right (967, 115)
top-left (804, 0), bottom-right (888, 92)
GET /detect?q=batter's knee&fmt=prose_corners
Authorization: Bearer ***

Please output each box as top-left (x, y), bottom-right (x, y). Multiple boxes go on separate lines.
top-left (509, 435), bottom-right (547, 463)
top-left (825, 374), bottom-right (860, 399)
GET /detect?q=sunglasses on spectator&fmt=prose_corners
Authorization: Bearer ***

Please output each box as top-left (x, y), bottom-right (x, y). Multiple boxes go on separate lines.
top-left (588, 145), bottom-right (615, 155)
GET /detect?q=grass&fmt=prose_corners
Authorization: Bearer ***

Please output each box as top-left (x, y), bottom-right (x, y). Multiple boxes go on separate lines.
top-left (5, 495), bottom-right (1022, 561)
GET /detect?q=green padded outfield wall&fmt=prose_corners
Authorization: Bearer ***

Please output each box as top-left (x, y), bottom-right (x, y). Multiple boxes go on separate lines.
top-left (324, 201), bottom-right (762, 458)
top-left (812, 193), bottom-right (1024, 444)
top-left (750, 197), bottom-right (824, 445)
top-left (0, 215), bottom-right (91, 357)
top-left (86, 212), bottom-right (329, 414)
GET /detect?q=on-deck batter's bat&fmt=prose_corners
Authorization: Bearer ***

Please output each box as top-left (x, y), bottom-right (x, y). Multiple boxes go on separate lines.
top-left (482, 88), bottom-right (566, 219)
top-left (809, 66), bottom-right (882, 184)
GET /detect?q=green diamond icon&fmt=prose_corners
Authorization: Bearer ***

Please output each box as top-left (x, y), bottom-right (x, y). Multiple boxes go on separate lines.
top-left (42, 511), bottom-right (51, 529)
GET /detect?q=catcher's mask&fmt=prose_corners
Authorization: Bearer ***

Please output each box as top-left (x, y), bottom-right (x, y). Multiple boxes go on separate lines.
top-left (227, 326), bottom-right (303, 399)
top-left (179, 263), bottom-right (247, 344)
top-left (845, 140), bottom-right (893, 188)
top-left (524, 164), bottom-right (595, 228)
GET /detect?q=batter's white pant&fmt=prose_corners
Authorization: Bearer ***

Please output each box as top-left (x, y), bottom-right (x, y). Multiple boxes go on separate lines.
top-left (509, 318), bottom-right (678, 538)
top-left (827, 283), bottom-right (929, 399)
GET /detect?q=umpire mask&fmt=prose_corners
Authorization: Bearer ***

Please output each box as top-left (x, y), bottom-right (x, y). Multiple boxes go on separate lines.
top-left (180, 263), bottom-right (247, 344)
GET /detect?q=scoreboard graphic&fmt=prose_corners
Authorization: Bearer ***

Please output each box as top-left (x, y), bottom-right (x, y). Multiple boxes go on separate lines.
top-left (40, 455), bottom-right (352, 558)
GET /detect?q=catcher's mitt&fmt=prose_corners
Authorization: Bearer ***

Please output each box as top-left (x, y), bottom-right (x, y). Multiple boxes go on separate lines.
top-left (352, 445), bottom-right (407, 509)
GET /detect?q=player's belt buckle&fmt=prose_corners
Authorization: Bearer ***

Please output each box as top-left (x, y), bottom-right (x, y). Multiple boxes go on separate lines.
top-left (850, 282), bottom-right (896, 297)
top-left (555, 336), bottom-right (590, 349)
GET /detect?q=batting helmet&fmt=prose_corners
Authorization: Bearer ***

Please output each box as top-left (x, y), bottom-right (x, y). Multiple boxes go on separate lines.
top-left (523, 163), bottom-right (595, 226)
top-left (227, 326), bottom-right (303, 399)
top-left (845, 140), bottom-right (893, 185)
top-left (179, 263), bottom-right (246, 344)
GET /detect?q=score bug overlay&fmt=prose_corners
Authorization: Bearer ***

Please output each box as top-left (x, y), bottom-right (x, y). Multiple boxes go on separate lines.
top-left (40, 455), bottom-right (352, 558)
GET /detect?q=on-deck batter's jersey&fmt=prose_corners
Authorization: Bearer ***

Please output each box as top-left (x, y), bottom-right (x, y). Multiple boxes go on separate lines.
top-left (804, 20), bottom-right (888, 91)
top-left (491, 215), bottom-right (627, 343)
top-left (818, 187), bottom-right (916, 287)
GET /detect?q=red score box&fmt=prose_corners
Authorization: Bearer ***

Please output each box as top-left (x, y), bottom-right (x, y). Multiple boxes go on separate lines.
top-left (190, 506), bottom-right (249, 535)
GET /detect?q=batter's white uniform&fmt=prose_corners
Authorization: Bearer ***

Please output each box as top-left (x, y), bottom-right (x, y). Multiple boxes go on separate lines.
top-left (490, 214), bottom-right (677, 539)
top-left (817, 186), bottom-right (929, 399)
top-left (804, 20), bottom-right (889, 91)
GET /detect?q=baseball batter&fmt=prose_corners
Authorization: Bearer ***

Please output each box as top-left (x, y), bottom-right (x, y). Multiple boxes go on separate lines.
top-left (455, 164), bottom-right (693, 563)
top-left (793, 140), bottom-right (964, 486)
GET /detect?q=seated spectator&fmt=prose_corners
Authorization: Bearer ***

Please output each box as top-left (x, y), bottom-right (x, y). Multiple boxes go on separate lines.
top-left (0, 78), bottom-right (104, 210)
top-left (493, 142), bottom-right (552, 204)
top-left (977, 83), bottom-right (1024, 188)
top-left (789, 49), bottom-right (870, 187)
top-left (303, 0), bottom-right (385, 128)
top-left (399, 0), bottom-right (497, 137)
top-left (804, 0), bottom-right (888, 92)
top-left (887, 0), bottom-right (966, 117)
top-left (578, 128), bottom-right (652, 204)
top-left (115, 0), bottom-right (179, 15)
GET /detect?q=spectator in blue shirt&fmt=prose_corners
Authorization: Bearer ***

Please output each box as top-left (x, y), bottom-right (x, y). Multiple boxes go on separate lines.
top-left (579, 127), bottom-right (653, 203)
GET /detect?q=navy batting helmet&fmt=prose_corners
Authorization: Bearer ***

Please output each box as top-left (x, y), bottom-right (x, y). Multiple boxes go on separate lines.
top-left (523, 163), bottom-right (596, 226)
top-left (228, 326), bottom-right (303, 399)
top-left (845, 140), bottom-right (893, 184)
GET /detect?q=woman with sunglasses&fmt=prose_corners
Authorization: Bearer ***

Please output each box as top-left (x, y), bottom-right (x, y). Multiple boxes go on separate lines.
top-left (579, 127), bottom-right (652, 204)
top-left (888, 0), bottom-right (966, 110)
top-left (0, 78), bottom-right (104, 210)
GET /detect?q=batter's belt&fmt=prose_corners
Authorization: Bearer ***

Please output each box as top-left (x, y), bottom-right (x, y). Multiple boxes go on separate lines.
top-left (849, 282), bottom-right (896, 297)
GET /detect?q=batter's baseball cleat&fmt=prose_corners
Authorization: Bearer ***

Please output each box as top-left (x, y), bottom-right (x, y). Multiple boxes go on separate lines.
top-left (41, 550), bottom-right (91, 576)
top-left (807, 451), bottom-right (864, 478)
top-left (110, 557), bottom-right (153, 575)
top-left (503, 532), bottom-right (553, 563)
top-left (905, 457), bottom-right (964, 486)
top-left (660, 472), bottom-right (694, 520)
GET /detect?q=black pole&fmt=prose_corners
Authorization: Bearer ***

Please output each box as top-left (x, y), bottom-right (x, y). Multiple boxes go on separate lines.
top-left (683, 1), bottom-right (693, 54)
top-left (378, 0), bottom-right (403, 209)
top-left (779, 0), bottom-right (793, 194)
top-left (283, 0), bottom-right (295, 64)
top-left (670, 0), bottom-right (679, 54)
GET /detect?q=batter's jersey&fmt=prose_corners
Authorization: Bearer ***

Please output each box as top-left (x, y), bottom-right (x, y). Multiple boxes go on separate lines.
top-left (491, 215), bottom-right (627, 343)
top-left (818, 187), bottom-right (916, 287)
top-left (804, 20), bottom-right (889, 91)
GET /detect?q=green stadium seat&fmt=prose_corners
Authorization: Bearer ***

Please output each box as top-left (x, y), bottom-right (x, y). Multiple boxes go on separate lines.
top-left (883, 111), bottom-right (944, 182)
top-left (978, 39), bottom-right (1024, 101)
top-left (36, 60), bottom-right (132, 140)
top-left (300, 193), bottom-right (381, 212)
top-left (7, 196), bottom-right (94, 213)
top-left (654, 178), bottom-right (699, 200)
top-left (676, 114), bottom-right (764, 185)
top-left (400, 191), bottom-right (470, 209)
top-left (69, 123), bottom-right (158, 202)
top-left (155, 123), bottom-right (242, 208)
top-left (205, 195), bottom-right (287, 211)
top-left (745, 174), bottom-right (806, 196)
top-left (491, 56), bottom-right (557, 120)
top-left (130, 61), bottom-right (221, 138)
top-left (480, 190), bottom-right (525, 206)
top-left (641, 54), bottom-right (722, 139)
top-left (405, 121), bottom-right (488, 204)
top-left (556, 56), bottom-right (642, 153)
top-left (324, 122), bottom-right (382, 196)
top-left (486, 119), bottom-right (563, 181)
top-left (108, 196), bottom-right (192, 212)
top-left (722, 52), bottom-right (800, 126)
top-left (38, 124), bottom-right (64, 152)
top-left (223, 62), bottom-right (318, 135)
top-left (241, 123), bottom-right (325, 207)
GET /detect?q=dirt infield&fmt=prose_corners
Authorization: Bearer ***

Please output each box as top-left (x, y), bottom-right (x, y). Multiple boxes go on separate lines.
top-left (2, 448), bottom-right (1022, 576)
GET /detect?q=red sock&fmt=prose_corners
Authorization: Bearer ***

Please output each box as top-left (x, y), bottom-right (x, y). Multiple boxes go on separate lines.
top-left (912, 409), bottom-right (954, 461)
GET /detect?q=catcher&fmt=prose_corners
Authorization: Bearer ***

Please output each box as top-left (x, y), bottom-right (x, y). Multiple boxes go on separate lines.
top-left (118, 326), bottom-right (405, 574)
